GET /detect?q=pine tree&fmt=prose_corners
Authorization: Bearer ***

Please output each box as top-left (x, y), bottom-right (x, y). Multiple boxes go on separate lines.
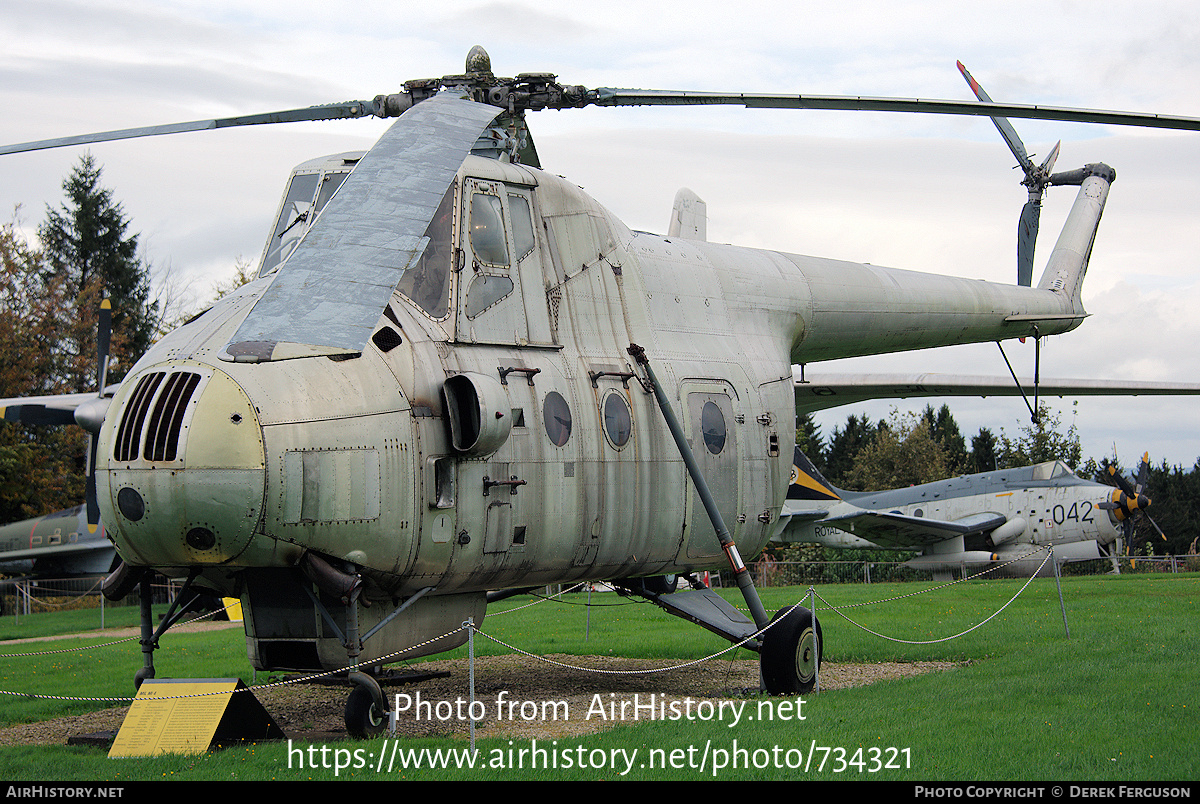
top-left (921, 403), bottom-right (967, 474)
top-left (824, 413), bottom-right (878, 486)
top-left (38, 153), bottom-right (159, 391)
top-left (794, 410), bottom-right (824, 468)
top-left (968, 427), bottom-right (1000, 473)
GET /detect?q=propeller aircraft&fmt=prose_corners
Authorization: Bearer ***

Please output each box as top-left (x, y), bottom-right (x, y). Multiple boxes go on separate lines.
top-left (2, 46), bottom-right (1199, 736)
top-left (778, 447), bottom-right (1159, 578)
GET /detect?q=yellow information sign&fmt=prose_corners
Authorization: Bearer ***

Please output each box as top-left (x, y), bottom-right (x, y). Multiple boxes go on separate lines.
top-left (109, 678), bottom-right (284, 757)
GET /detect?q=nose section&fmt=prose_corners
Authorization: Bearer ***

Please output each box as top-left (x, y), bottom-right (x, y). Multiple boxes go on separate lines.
top-left (98, 364), bottom-right (266, 567)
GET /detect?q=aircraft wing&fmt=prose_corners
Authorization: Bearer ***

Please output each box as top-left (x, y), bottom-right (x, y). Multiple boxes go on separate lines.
top-left (793, 370), bottom-right (1200, 415)
top-left (820, 510), bottom-right (1007, 549)
top-left (0, 540), bottom-right (112, 563)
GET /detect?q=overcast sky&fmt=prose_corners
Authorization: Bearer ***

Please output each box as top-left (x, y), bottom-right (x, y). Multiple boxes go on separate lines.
top-left (1, 0), bottom-right (1197, 471)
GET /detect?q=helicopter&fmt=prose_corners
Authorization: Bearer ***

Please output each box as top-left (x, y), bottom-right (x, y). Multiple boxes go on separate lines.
top-left (777, 447), bottom-right (1159, 579)
top-left (2, 46), bottom-right (1198, 737)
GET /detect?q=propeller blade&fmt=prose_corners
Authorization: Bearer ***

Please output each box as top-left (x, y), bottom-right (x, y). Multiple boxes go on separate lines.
top-left (96, 298), bottom-right (112, 393)
top-left (0, 403), bottom-right (78, 426)
top-left (0, 100), bottom-right (388, 156)
top-left (85, 434), bottom-right (100, 533)
top-left (1108, 464), bottom-right (1137, 498)
top-left (1136, 451), bottom-right (1150, 494)
top-left (1040, 140), bottom-right (1062, 175)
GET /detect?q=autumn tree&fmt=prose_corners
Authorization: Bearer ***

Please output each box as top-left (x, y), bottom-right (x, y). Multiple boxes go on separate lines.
top-left (0, 219), bottom-right (87, 521)
top-left (997, 402), bottom-right (1083, 470)
top-left (845, 409), bottom-right (958, 490)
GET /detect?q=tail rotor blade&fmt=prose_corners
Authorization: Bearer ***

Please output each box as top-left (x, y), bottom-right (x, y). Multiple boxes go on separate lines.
top-left (957, 61), bottom-right (1034, 173)
top-left (1017, 199), bottom-right (1041, 286)
top-left (1040, 140), bottom-right (1062, 175)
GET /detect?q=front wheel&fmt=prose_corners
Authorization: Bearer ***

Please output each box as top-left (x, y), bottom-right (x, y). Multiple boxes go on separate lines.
top-left (759, 606), bottom-right (822, 695)
top-left (345, 684), bottom-right (387, 738)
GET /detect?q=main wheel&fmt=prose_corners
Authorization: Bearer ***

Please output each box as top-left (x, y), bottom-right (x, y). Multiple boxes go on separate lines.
top-left (345, 684), bottom-right (387, 738)
top-left (760, 606), bottom-right (823, 695)
top-left (644, 574), bottom-right (678, 595)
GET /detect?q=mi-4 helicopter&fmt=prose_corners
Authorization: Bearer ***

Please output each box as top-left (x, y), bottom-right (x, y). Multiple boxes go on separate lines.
top-left (2, 47), bottom-right (1198, 737)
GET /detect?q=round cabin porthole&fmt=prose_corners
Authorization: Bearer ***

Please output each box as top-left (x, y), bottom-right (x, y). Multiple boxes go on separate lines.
top-left (701, 400), bottom-right (726, 454)
top-left (543, 391), bottom-right (572, 447)
top-left (602, 391), bottom-right (632, 449)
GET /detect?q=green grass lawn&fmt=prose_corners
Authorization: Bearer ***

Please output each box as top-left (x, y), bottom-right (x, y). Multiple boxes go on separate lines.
top-left (0, 573), bottom-right (1196, 781)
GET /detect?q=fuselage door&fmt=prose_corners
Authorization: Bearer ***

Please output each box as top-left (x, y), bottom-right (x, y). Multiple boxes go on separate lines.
top-left (680, 383), bottom-right (742, 560)
top-left (455, 179), bottom-right (553, 346)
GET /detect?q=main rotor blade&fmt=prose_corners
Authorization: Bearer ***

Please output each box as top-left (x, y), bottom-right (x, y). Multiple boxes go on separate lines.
top-left (590, 89), bottom-right (1200, 132)
top-left (0, 100), bottom-right (385, 156)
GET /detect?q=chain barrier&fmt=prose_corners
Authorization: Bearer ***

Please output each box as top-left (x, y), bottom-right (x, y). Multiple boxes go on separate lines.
top-left (0, 550), bottom-right (1058, 706)
top-left (0, 583), bottom-right (811, 704)
top-left (810, 546), bottom-right (1056, 645)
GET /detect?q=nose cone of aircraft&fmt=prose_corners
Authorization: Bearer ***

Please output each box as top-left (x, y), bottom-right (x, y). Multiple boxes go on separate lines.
top-left (97, 364), bottom-right (266, 568)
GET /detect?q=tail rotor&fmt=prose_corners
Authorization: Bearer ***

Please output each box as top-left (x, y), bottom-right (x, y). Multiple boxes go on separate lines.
top-left (957, 62), bottom-right (1088, 286)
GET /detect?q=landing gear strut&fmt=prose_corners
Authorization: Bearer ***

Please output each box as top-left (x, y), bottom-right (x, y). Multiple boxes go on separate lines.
top-left (629, 344), bottom-right (822, 694)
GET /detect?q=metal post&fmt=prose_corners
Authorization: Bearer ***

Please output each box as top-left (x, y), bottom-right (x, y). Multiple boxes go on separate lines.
top-left (467, 617), bottom-right (477, 755)
top-left (628, 343), bottom-right (770, 629)
top-left (1051, 546), bottom-right (1070, 638)
top-left (809, 586), bottom-right (820, 693)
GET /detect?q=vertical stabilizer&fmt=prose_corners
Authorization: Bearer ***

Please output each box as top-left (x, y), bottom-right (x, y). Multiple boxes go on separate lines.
top-left (788, 447), bottom-right (842, 501)
top-left (668, 188), bottom-right (707, 240)
top-left (1037, 165), bottom-right (1114, 309)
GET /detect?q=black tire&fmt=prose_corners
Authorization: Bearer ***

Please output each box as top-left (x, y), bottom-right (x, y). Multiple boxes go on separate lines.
top-left (644, 574), bottom-right (678, 595)
top-left (345, 684), bottom-right (387, 738)
top-left (760, 606), bottom-right (822, 695)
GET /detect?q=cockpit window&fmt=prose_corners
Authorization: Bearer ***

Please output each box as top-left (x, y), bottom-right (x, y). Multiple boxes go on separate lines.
top-left (261, 173), bottom-right (320, 275)
top-left (470, 192), bottom-right (509, 266)
top-left (508, 194), bottom-right (536, 262)
top-left (465, 274), bottom-right (515, 318)
top-left (397, 182), bottom-right (456, 319)
top-left (315, 171), bottom-right (350, 216)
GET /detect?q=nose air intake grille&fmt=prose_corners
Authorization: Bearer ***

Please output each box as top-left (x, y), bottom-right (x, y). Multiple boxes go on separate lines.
top-left (113, 371), bottom-right (202, 462)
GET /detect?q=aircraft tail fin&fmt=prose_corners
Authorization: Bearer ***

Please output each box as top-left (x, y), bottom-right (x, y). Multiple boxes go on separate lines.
top-left (667, 188), bottom-right (707, 240)
top-left (788, 446), bottom-right (842, 501)
top-left (1035, 164), bottom-right (1114, 310)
